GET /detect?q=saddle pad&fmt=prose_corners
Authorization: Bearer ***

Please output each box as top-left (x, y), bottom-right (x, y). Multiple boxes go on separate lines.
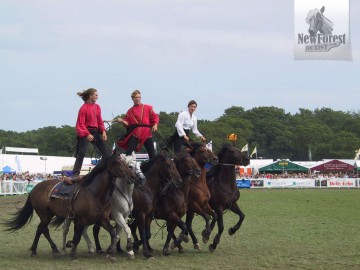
top-left (51, 182), bottom-right (77, 199)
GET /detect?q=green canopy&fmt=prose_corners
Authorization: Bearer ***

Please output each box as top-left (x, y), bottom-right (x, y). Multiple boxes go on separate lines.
top-left (259, 160), bottom-right (309, 173)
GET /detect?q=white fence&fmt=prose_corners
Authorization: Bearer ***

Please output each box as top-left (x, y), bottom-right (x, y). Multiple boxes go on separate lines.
top-left (1, 178), bottom-right (359, 196)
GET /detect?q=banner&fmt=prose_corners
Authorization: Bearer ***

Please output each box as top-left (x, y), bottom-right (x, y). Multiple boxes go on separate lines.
top-left (294, 0), bottom-right (352, 61)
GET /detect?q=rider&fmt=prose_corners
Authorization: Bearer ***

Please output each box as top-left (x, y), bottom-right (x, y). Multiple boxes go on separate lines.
top-left (173, 100), bottom-right (206, 153)
top-left (116, 90), bottom-right (159, 159)
top-left (64, 88), bottom-right (112, 185)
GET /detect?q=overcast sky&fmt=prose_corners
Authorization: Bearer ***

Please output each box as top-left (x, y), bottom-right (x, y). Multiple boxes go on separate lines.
top-left (1, 0), bottom-right (359, 132)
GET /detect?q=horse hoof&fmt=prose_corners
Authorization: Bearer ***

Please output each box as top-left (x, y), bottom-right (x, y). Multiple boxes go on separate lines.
top-left (97, 250), bottom-right (106, 254)
top-left (209, 244), bottom-right (216, 253)
top-left (30, 252), bottom-right (37, 257)
top-left (228, 228), bottom-right (235, 235)
top-left (202, 230), bottom-right (210, 244)
top-left (183, 235), bottom-right (189, 243)
top-left (66, 241), bottom-right (73, 248)
top-left (194, 243), bottom-right (201, 251)
top-left (178, 247), bottom-right (185, 254)
top-left (106, 255), bottom-right (117, 263)
top-left (126, 253), bottom-right (135, 260)
top-left (88, 251), bottom-right (96, 256)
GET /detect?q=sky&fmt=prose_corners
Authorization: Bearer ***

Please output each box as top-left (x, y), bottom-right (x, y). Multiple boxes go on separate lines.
top-left (1, 0), bottom-right (359, 132)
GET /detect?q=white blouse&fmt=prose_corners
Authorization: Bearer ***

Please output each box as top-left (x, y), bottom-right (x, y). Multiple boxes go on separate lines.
top-left (175, 110), bottom-right (202, 138)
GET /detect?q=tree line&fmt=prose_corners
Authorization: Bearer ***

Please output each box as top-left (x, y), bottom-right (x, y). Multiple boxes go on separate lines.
top-left (1, 106), bottom-right (360, 161)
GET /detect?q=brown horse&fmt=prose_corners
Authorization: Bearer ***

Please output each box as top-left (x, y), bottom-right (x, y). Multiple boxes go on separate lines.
top-left (3, 154), bottom-right (134, 260)
top-left (130, 154), bottom-right (183, 259)
top-left (206, 144), bottom-right (250, 252)
top-left (181, 141), bottom-right (219, 251)
top-left (154, 152), bottom-right (201, 256)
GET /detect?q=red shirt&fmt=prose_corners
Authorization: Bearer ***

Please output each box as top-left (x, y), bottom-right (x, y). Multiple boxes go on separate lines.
top-left (117, 103), bottom-right (159, 151)
top-left (75, 103), bottom-right (106, 137)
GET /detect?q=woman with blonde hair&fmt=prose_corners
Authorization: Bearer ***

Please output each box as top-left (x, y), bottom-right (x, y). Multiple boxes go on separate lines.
top-left (71, 88), bottom-right (111, 179)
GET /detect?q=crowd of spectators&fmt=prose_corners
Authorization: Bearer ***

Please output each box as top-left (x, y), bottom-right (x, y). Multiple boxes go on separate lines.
top-left (236, 171), bottom-right (359, 179)
top-left (0, 172), bottom-right (64, 181)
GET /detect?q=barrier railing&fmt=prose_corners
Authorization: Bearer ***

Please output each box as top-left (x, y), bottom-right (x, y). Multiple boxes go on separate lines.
top-left (1, 178), bottom-right (359, 196)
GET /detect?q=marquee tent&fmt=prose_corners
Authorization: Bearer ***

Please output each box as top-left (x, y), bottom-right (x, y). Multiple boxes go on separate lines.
top-left (258, 160), bottom-right (309, 173)
top-left (310, 159), bottom-right (354, 172)
top-left (2, 165), bottom-right (16, 174)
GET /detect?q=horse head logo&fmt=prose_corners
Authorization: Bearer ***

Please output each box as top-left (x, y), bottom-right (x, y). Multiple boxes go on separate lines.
top-left (306, 6), bottom-right (333, 36)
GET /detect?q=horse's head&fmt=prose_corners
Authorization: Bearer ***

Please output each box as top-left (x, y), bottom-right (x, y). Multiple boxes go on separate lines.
top-left (107, 154), bottom-right (136, 184)
top-left (122, 152), bottom-right (145, 185)
top-left (219, 144), bottom-right (250, 166)
top-left (306, 6), bottom-right (333, 36)
top-left (174, 152), bottom-right (201, 179)
top-left (186, 141), bottom-right (219, 166)
top-left (142, 154), bottom-right (183, 188)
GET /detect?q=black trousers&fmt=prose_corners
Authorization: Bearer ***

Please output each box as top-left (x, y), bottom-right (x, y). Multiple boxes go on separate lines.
top-left (173, 129), bottom-right (190, 153)
top-left (73, 130), bottom-right (112, 176)
top-left (126, 135), bottom-right (156, 159)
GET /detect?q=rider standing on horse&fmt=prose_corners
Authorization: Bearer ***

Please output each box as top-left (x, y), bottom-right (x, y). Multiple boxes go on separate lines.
top-left (116, 90), bottom-right (159, 159)
top-left (68, 88), bottom-right (112, 183)
top-left (173, 100), bottom-right (206, 153)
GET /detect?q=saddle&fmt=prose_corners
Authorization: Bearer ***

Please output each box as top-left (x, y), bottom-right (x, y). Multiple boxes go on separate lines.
top-left (50, 181), bottom-right (79, 199)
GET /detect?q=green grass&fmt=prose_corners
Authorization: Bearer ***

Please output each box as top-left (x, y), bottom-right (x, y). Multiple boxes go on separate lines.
top-left (0, 189), bottom-right (359, 270)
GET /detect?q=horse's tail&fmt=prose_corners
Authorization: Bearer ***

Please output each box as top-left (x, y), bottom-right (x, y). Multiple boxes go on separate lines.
top-left (49, 216), bottom-right (65, 229)
top-left (3, 196), bottom-right (34, 232)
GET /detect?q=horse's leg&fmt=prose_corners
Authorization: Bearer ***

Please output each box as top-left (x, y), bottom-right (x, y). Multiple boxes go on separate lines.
top-left (70, 222), bottom-right (85, 260)
top-left (62, 219), bottom-right (71, 252)
top-left (41, 223), bottom-right (62, 256)
top-left (138, 217), bottom-right (153, 259)
top-left (170, 219), bottom-right (187, 253)
top-left (228, 202), bottom-right (245, 235)
top-left (201, 206), bottom-right (217, 244)
top-left (115, 224), bottom-right (124, 253)
top-left (209, 212), bottom-right (224, 253)
top-left (163, 222), bottom-right (177, 256)
top-left (29, 222), bottom-right (58, 257)
top-left (129, 220), bottom-right (141, 251)
top-left (185, 211), bottom-right (202, 250)
top-left (93, 223), bottom-right (105, 253)
top-left (113, 213), bottom-right (134, 260)
top-left (100, 219), bottom-right (117, 262)
top-left (81, 225), bottom-right (95, 255)
top-left (144, 217), bottom-right (153, 252)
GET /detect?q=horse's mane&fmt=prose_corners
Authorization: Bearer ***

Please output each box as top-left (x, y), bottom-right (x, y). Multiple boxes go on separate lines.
top-left (187, 141), bottom-right (203, 157)
top-left (140, 154), bottom-right (167, 173)
top-left (173, 152), bottom-right (189, 165)
top-left (81, 155), bottom-right (111, 186)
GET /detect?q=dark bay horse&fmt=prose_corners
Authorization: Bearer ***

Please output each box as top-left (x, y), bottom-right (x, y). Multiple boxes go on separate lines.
top-left (4, 154), bottom-right (134, 261)
top-left (181, 141), bottom-right (219, 251)
top-left (130, 154), bottom-right (183, 259)
top-left (153, 152), bottom-right (200, 256)
top-left (61, 153), bottom-right (144, 259)
top-left (206, 144), bottom-right (250, 252)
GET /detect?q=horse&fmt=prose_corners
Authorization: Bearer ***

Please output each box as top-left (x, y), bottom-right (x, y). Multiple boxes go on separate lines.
top-left (206, 144), bottom-right (250, 252)
top-left (3, 154), bottom-right (135, 261)
top-left (130, 153), bottom-right (183, 259)
top-left (61, 152), bottom-right (145, 259)
top-left (306, 6), bottom-right (333, 36)
top-left (179, 141), bottom-right (219, 251)
top-left (130, 152), bottom-right (201, 256)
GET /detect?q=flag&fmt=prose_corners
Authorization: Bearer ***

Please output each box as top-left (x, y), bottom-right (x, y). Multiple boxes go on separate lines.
top-left (250, 147), bottom-right (257, 158)
top-left (206, 140), bottom-right (213, 151)
top-left (241, 143), bottom-right (248, 152)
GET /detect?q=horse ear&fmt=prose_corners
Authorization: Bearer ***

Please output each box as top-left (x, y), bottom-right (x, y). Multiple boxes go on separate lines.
top-left (320, 6), bottom-right (325, 13)
top-left (131, 151), bottom-right (136, 161)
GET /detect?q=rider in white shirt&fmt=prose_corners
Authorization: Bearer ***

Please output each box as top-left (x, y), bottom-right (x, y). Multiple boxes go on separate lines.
top-left (173, 100), bottom-right (206, 153)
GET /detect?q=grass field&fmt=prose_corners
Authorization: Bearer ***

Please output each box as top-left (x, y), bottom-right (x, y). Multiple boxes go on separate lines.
top-left (0, 189), bottom-right (359, 270)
